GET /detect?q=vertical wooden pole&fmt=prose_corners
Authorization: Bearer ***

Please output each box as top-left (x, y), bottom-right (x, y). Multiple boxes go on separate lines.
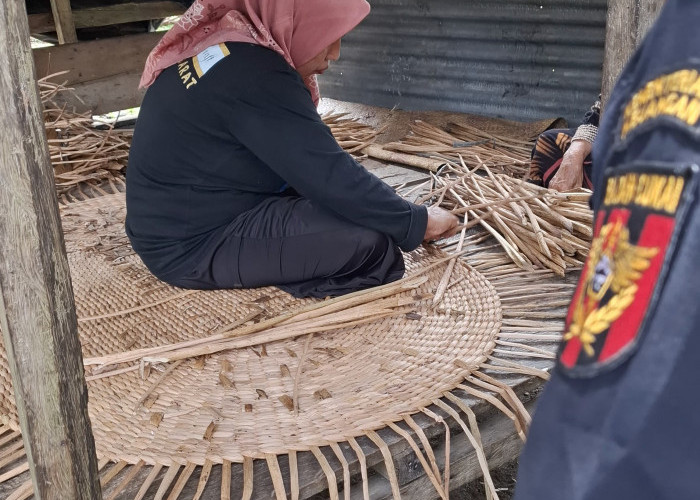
top-left (49, 0), bottom-right (78, 44)
top-left (0, 0), bottom-right (101, 499)
top-left (601, 0), bottom-right (665, 107)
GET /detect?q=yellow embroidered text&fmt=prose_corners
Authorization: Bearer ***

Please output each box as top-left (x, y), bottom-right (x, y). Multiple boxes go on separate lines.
top-left (177, 61), bottom-right (198, 89)
top-left (604, 173), bottom-right (685, 214)
top-left (621, 69), bottom-right (700, 138)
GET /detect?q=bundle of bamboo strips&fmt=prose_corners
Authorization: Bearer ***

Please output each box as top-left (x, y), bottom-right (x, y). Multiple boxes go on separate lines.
top-left (83, 271), bottom-right (441, 373)
top-left (40, 73), bottom-right (132, 194)
top-left (321, 111), bottom-right (386, 156)
top-left (377, 120), bottom-right (533, 177)
top-left (426, 162), bottom-right (593, 276)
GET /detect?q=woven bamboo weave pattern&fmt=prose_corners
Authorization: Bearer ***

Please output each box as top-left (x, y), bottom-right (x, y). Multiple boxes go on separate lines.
top-left (0, 193), bottom-right (502, 466)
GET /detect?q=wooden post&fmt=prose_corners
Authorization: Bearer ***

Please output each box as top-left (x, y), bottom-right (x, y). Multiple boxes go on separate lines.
top-left (601, 0), bottom-right (665, 107)
top-left (0, 0), bottom-right (101, 499)
top-left (49, 0), bottom-right (78, 44)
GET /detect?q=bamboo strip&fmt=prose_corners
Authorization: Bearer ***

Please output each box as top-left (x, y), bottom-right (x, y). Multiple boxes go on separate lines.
top-left (347, 437), bottom-right (370, 500)
top-left (496, 340), bottom-right (558, 357)
top-left (142, 308), bottom-right (403, 364)
top-left (422, 408), bottom-right (451, 495)
top-left (153, 463), bottom-right (181, 500)
top-left (481, 359), bottom-right (550, 379)
top-left (241, 457), bottom-right (253, 500)
top-left (403, 415), bottom-right (442, 484)
top-left (192, 460), bottom-right (213, 500)
top-left (387, 422), bottom-right (447, 499)
top-left (366, 431), bottom-right (401, 500)
top-left (265, 454), bottom-right (287, 500)
top-left (443, 393), bottom-right (496, 499)
top-left (289, 451), bottom-right (300, 500)
top-left (6, 480), bottom-right (33, 500)
top-left (0, 431), bottom-right (20, 448)
top-left (134, 463), bottom-right (163, 500)
top-left (0, 449), bottom-right (25, 470)
top-left (106, 460), bottom-right (144, 500)
top-left (83, 272), bottom-right (430, 368)
top-left (493, 348), bottom-right (555, 360)
top-left (433, 399), bottom-right (498, 500)
top-left (100, 460), bottom-right (127, 488)
top-left (0, 461), bottom-right (29, 483)
top-left (433, 228), bottom-right (466, 306)
top-left (363, 144), bottom-right (446, 172)
top-left (471, 372), bottom-right (533, 428)
top-left (329, 443), bottom-right (351, 500)
top-left (310, 447), bottom-right (340, 500)
top-left (456, 383), bottom-right (525, 440)
top-left (220, 459), bottom-right (232, 500)
top-left (294, 333), bottom-right (314, 415)
top-left (0, 438), bottom-right (24, 462)
top-left (166, 461), bottom-right (196, 500)
top-left (79, 290), bottom-right (198, 322)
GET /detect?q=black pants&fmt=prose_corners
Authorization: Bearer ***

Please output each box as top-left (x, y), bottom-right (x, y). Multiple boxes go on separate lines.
top-left (170, 196), bottom-right (405, 298)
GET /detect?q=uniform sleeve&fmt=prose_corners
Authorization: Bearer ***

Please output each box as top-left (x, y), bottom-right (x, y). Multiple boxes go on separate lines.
top-left (224, 66), bottom-right (427, 251)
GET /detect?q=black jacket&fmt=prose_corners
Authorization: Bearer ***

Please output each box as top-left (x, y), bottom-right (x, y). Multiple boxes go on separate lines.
top-left (126, 43), bottom-right (426, 281)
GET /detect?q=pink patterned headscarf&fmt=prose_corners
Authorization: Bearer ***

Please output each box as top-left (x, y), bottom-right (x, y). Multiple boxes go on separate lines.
top-left (140, 0), bottom-right (371, 105)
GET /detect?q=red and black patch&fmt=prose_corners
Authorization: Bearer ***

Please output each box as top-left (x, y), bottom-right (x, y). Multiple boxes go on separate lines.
top-left (558, 163), bottom-right (698, 377)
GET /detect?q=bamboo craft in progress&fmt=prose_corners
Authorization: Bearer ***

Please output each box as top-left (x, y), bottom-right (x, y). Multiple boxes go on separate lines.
top-left (426, 163), bottom-right (593, 275)
top-left (8, 85), bottom-right (584, 499)
top-left (342, 116), bottom-right (595, 275)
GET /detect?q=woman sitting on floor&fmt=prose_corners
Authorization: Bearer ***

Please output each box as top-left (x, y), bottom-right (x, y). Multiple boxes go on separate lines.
top-left (126, 0), bottom-right (459, 299)
top-left (529, 98), bottom-right (601, 192)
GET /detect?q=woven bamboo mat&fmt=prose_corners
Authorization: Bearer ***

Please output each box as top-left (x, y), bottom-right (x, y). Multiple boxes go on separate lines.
top-left (0, 193), bottom-right (502, 467)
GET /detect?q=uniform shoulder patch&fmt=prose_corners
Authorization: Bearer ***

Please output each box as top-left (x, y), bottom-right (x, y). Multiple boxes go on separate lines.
top-left (621, 67), bottom-right (700, 140)
top-left (558, 163), bottom-right (698, 377)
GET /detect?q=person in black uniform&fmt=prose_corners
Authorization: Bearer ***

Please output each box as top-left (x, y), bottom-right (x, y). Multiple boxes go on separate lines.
top-left (514, 1), bottom-right (700, 498)
top-left (126, 0), bottom-right (459, 298)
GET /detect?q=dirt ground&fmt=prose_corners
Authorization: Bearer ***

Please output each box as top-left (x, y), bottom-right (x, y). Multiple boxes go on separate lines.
top-left (458, 459), bottom-right (519, 499)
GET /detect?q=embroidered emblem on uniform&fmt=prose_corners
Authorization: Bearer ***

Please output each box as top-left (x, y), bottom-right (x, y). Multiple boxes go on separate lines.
top-left (563, 220), bottom-right (658, 357)
top-left (558, 165), bottom-right (697, 377)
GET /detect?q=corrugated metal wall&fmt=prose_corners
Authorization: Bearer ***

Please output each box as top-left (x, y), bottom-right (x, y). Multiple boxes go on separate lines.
top-left (318, 0), bottom-right (607, 124)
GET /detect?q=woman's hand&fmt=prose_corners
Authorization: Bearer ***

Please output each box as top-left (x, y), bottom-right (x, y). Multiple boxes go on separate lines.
top-left (549, 140), bottom-right (592, 192)
top-left (424, 205), bottom-right (460, 242)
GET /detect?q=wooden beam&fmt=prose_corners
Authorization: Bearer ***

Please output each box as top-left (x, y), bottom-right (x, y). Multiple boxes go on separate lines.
top-left (28, 1), bottom-right (186, 34)
top-left (601, 0), bottom-right (665, 106)
top-left (33, 32), bottom-right (163, 85)
top-left (0, 0), bottom-right (101, 499)
top-left (52, 72), bottom-right (148, 115)
top-left (49, 0), bottom-right (78, 44)
top-left (32, 32), bottom-right (162, 114)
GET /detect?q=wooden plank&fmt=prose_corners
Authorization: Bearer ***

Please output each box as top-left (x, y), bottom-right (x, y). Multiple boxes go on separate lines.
top-left (601, 0), bottom-right (665, 106)
top-left (33, 32), bottom-right (162, 85)
top-left (49, 0), bottom-right (77, 43)
top-left (52, 71), bottom-right (146, 115)
top-left (0, 0), bottom-right (101, 498)
top-left (33, 32), bottom-right (162, 114)
top-left (27, 13), bottom-right (55, 34)
top-left (29, 2), bottom-right (186, 34)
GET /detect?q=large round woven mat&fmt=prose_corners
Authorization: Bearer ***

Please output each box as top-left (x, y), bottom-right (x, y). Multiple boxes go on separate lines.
top-left (0, 194), bottom-right (502, 465)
